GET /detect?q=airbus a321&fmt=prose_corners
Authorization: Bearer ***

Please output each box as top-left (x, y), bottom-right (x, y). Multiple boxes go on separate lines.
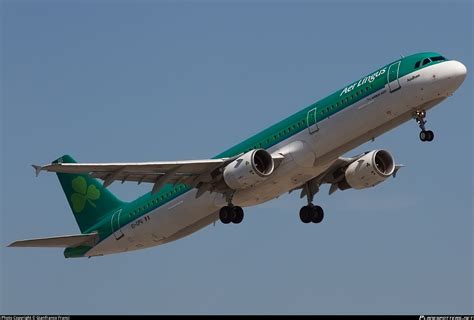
top-left (9, 52), bottom-right (467, 258)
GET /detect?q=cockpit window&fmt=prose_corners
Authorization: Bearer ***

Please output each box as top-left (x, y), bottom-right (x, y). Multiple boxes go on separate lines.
top-left (415, 61), bottom-right (421, 68)
top-left (422, 58), bottom-right (431, 66)
top-left (431, 56), bottom-right (446, 62)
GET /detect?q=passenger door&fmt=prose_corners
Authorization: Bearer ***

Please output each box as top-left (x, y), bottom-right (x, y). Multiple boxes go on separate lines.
top-left (111, 209), bottom-right (124, 240)
top-left (307, 107), bottom-right (319, 134)
top-left (387, 61), bottom-right (401, 92)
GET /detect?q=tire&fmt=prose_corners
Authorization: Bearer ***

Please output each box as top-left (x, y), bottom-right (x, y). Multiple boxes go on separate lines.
top-left (219, 206), bottom-right (233, 224)
top-left (311, 206), bottom-right (324, 224)
top-left (419, 131), bottom-right (427, 142)
top-left (232, 206), bottom-right (244, 224)
top-left (299, 206), bottom-right (313, 223)
top-left (426, 130), bottom-right (434, 142)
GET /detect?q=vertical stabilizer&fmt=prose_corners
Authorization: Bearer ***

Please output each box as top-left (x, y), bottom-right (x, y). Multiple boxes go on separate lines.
top-left (53, 155), bottom-right (125, 233)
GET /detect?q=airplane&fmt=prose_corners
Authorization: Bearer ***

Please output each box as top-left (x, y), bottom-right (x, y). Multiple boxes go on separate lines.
top-left (9, 52), bottom-right (467, 258)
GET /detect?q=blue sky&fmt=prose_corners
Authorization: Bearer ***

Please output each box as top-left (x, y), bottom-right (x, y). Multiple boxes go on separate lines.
top-left (1, 0), bottom-right (472, 315)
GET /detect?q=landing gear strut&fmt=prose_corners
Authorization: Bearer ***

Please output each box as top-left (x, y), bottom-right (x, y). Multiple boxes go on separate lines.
top-left (414, 110), bottom-right (434, 142)
top-left (299, 182), bottom-right (324, 224)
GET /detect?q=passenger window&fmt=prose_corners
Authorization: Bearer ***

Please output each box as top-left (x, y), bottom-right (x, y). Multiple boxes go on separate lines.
top-left (422, 58), bottom-right (431, 66)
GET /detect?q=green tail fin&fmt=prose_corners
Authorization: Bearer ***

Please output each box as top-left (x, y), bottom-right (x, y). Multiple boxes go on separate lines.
top-left (53, 155), bottom-right (125, 233)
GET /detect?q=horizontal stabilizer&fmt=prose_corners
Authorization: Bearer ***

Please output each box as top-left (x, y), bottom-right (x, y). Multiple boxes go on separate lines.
top-left (32, 164), bottom-right (42, 177)
top-left (8, 232), bottom-right (98, 248)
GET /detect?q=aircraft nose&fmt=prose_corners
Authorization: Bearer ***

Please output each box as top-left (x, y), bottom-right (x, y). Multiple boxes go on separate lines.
top-left (451, 60), bottom-right (467, 81)
top-left (444, 60), bottom-right (467, 93)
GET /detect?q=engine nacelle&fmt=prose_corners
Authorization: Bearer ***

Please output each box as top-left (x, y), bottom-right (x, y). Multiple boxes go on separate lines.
top-left (338, 150), bottom-right (395, 190)
top-left (223, 149), bottom-right (274, 190)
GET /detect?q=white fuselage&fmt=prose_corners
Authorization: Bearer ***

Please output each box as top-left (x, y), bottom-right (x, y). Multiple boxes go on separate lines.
top-left (87, 60), bottom-right (467, 257)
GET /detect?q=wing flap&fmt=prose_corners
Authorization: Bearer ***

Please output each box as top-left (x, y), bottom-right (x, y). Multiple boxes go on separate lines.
top-left (8, 232), bottom-right (98, 248)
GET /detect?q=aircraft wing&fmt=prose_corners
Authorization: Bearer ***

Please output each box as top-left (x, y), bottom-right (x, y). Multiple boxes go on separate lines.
top-left (8, 232), bottom-right (98, 248)
top-left (33, 156), bottom-right (242, 194)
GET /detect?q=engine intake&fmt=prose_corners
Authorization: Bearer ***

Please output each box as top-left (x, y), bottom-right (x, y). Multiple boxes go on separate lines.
top-left (338, 150), bottom-right (395, 190)
top-left (223, 149), bottom-right (274, 190)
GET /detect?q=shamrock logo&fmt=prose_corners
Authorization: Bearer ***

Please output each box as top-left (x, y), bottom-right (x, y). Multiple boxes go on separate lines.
top-left (70, 176), bottom-right (100, 213)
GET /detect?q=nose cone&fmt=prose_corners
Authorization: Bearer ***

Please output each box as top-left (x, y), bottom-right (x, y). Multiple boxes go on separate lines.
top-left (451, 60), bottom-right (467, 81)
top-left (448, 60), bottom-right (467, 91)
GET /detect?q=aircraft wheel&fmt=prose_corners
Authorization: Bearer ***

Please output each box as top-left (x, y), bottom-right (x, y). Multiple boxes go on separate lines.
top-left (311, 205), bottom-right (324, 224)
top-left (419, 130), bottom-right (427, 142)
top-left (299, 206), bottom-right (314, 224)
top-left (232, 206), bottom-right (244, 224)
top-left (219, 206), bottom-right (233, 224)
top-left (425, 130), bottom-right (434, 142)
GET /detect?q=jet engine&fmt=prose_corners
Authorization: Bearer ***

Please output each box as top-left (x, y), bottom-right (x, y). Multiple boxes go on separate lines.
top-left (223, 149), bottom-right (275, 190)
top-left (338, 150), bottom-right (395, 190)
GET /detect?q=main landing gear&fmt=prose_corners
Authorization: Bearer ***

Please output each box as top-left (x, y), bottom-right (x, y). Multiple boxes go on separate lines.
top-left (219, 205), bottom-right (244, 224)
top-left (414, 110), bottom-right (434, 142)
top-left (219, 192), bottom-right (244, 224)
top-left (299, 182), bottom-right (324, 224)
top-left (299, 204), bottom-right (324, 224)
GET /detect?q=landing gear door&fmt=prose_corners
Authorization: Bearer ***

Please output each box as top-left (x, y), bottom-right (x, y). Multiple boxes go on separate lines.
top-left (387, 61), bottom-right (401, 92)
top-left (307, 107), bottom-right (319, 134)
top-left (111, 209), bottom-right (124, 240)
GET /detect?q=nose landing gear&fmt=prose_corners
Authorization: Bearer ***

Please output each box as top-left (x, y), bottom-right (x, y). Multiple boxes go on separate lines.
top-left (414, 110), bottom-right (434, 142)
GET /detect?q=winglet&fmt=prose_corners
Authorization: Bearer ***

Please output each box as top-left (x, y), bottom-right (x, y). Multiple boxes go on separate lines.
top-left (32, 165), bottom-right (43, 177)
